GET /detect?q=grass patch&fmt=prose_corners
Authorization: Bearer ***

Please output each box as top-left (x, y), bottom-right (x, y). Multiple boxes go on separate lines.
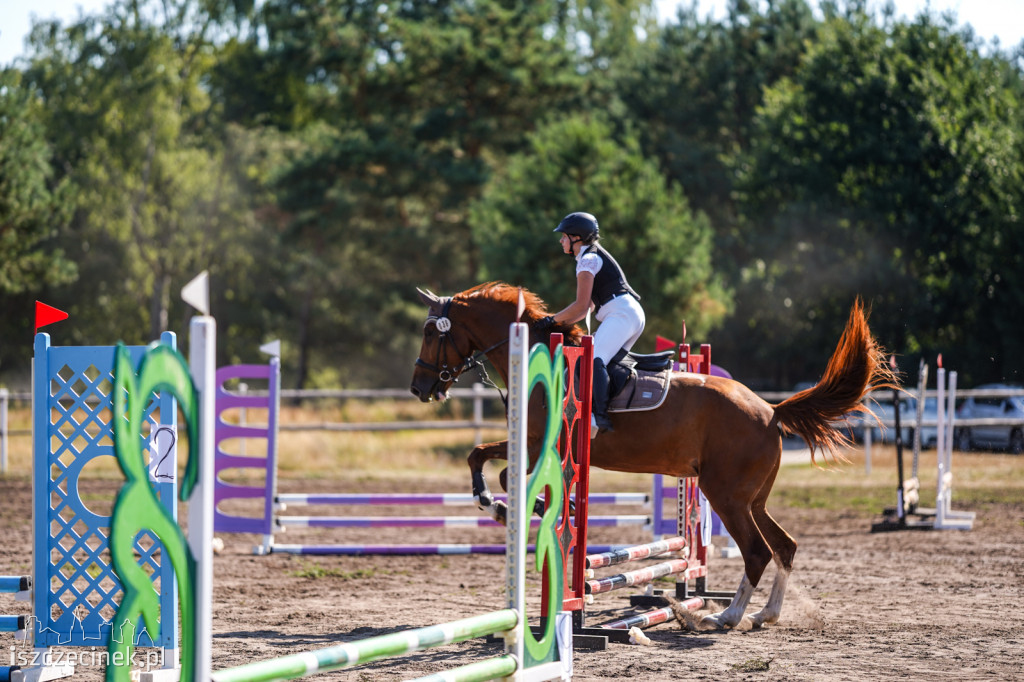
top-left (772, 485), bottom-right (892, 513)
top-left (289, 562), bottom-right (379, 580)
top-left (731, 657), bottom-right (773, 672)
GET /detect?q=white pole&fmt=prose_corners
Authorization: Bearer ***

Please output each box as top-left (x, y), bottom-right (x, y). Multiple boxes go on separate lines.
top-left (473, 382), bottom-right (484, 445)
top-left (913, 362), bottom-right (928, 480)
top-left (505, 322), bottom-right (528, 671)
top-left (238, 382), bottom-right (247, 458)
top-left (944, 371), bottom-right (958, 506)
top-left (1, 387), bottom-right (8, 474)
top-left (189, 316), bottom-right (216, 682)
top-left (863, 424), bottom-right (872, 475)
top-left (936, 367), bottom-right (946, 510)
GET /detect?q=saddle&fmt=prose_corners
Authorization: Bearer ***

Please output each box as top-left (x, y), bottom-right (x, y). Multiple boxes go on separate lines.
top-left (607, 349), bottom-right (675, 413)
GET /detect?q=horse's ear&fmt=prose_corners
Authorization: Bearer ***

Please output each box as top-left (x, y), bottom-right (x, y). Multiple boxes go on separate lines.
top-left (416, 287), bottom-right (440, 309)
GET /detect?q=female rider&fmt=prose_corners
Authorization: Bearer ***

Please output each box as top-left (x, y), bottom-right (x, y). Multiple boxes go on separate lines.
top-left (534, 212), bottom-right (645, 435)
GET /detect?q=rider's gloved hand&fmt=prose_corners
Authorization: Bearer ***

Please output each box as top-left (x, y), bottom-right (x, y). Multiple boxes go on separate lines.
top-left (533, 316), bottom-right (556, 333)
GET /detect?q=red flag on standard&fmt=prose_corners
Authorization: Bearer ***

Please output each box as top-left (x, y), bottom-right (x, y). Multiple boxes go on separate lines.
top-left (35, 301), bottom-right (69, 334)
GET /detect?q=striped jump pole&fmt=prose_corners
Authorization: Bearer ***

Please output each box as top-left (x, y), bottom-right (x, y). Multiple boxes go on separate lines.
top-left (277, 514), bottom-right (647, 529)
top-left (585, 536), bottom-right (688, 570)
top-left (276, 492), bottom-right (646, 506)
top-left (266, 543), bottom-right (513, 555)
top-left (267, 542), bottom-right (632, 556)
top-left (211, 610), bottom-right (520, 682)
top-left (599, 597), bottom-right (704, 630)
top-left (585, 559), bottom-right (690, 596)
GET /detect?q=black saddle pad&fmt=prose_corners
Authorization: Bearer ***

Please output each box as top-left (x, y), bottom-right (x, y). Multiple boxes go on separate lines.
top-left (624, 350), bottom-right (674, 372)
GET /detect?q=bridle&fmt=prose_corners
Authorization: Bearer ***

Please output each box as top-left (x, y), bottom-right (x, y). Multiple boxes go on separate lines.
top-left (415, 297), bottom-right (508, 400)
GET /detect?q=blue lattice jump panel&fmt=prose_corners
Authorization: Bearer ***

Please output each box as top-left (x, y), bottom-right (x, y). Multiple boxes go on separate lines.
top-left (32, 333), bottom-right (179, 650)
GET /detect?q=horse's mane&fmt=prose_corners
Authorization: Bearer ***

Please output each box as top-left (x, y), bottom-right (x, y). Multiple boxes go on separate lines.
top-left (456, 282), bottom-right (585, 345)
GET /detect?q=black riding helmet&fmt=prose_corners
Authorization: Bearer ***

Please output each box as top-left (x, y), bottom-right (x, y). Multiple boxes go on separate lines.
top-left (554, 212), bottom-right (599, 243)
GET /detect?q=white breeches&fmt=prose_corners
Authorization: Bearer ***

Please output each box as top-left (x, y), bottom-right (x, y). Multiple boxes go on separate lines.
top-left (593, 295), bottom-right (645, 364)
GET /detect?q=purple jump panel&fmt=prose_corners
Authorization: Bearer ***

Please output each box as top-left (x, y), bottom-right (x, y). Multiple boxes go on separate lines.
top-left (214, 361), bottom-right (280, 536)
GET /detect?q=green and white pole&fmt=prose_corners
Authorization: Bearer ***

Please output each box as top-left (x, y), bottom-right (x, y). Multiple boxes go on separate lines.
top-left (211, 611), bottom-right (520, 682)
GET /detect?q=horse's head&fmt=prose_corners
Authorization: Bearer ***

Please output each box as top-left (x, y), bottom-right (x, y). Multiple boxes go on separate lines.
top-left (410, 282), bottom-right (571, 401)
top-left (410, 288), bottom-right (474, 402)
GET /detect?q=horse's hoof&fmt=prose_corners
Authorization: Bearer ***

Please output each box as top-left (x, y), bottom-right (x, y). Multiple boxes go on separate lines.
top-left (532, 498), bottom-right (546, 518)
top-left (492, 501), bottom-right (508, 526)
top-left (474, 490), bottom-right (494, 511)
top-left (700, 612), bottom-right (739, 630)
top-left (749, 610), bottom-right (779, 628)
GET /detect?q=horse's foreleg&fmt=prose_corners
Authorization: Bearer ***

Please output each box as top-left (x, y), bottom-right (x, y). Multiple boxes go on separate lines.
top-left (700, 457), bottom-right (790, 630)
top-left (469, 441), bottom-right (509, 524)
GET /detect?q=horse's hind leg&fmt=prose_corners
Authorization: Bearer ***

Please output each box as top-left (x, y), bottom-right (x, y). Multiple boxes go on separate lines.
top-left (748, 474), bottom-right (797, 627)
top-left (698, 505), bottom-right (772, 629)
top-left (698, 461), bottom-right (779, 629)
top-left (469, 441), bottom-right (509, 524)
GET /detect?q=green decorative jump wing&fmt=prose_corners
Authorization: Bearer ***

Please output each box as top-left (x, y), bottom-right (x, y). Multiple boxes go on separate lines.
top-left (108, 343), bottom-right (199, 682)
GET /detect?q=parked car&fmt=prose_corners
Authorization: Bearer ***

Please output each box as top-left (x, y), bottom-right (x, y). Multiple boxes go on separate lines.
top-left (916, 397), bottom-right (940, 449)
top-left (954, 384), bottom-right (1024, 453)
top-left (865, 396), bottom-right (914, 445)
top-left (863, 396), bottom-right (939, 448)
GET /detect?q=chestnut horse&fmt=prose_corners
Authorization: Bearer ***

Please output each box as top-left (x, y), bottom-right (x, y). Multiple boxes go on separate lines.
top-left (409, 282), bottom-right (896, 629)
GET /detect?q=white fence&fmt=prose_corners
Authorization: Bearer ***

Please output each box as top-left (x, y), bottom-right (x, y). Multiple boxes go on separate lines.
top-left (3, 384), bottom-right (1024, 474)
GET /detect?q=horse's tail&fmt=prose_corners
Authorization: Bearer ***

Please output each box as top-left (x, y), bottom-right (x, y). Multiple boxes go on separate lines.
top-left (773, 298), bottom-right (899, 462)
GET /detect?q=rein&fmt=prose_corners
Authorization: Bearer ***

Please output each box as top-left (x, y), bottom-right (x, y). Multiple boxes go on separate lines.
top-left (415, 297), bottom-right (509, 404)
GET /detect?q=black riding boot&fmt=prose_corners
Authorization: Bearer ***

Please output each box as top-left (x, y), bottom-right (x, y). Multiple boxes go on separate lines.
top-left (592, 358), bottom-right (614, 434)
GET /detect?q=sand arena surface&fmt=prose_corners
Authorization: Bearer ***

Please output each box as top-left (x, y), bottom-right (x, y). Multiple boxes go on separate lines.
top-left (2, 472), bottom-right (1022, 681)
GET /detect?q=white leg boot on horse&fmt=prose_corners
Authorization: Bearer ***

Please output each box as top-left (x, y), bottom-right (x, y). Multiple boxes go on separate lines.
top-left (469, 441), bottom-right (547, 525)
top-left (698, 441), bottom-right (798, 629)
top-left (469, 441), bottom-right (510, 524)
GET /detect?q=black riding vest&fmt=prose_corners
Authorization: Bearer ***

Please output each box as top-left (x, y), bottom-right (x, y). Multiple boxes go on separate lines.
top-left (582, 244), bottom-right (640, 313)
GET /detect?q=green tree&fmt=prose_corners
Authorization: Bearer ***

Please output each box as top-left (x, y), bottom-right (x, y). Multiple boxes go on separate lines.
top-left (617, 0), bottom-right (819, 231)
top-left (731, 10), bottom-right (1023, 386)
top-left (470, 114), bottom-right (731, 342)
top-left (251, 0), bottom-right (595, 386)
top-left (0, 71), bottom-right (78, 372)
top-left (19, 0), bottom-right (271, 348)
top-left (0, 71), bottom-right (77, 295)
